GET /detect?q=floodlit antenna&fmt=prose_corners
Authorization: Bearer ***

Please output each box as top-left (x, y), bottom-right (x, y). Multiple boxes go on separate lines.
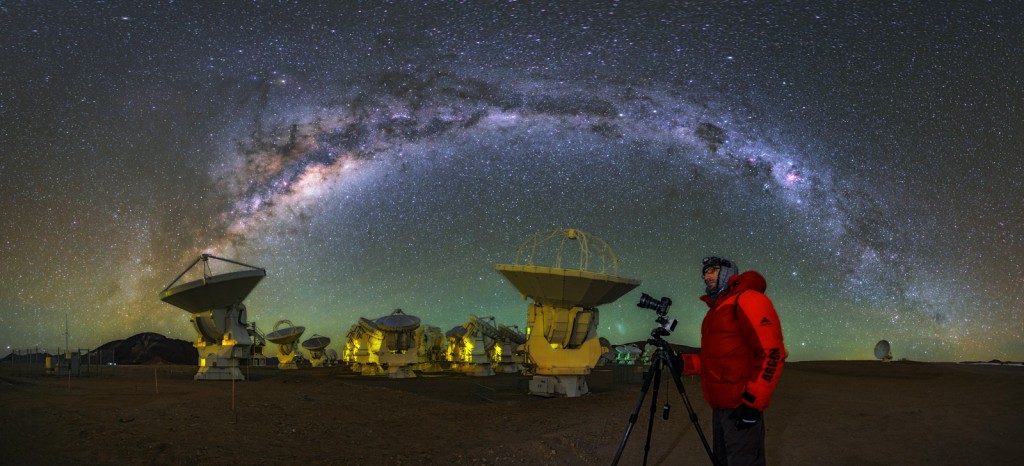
top-left (301, 335), bottom-right (332, 367)
top-left (496, 228), bottom-right (639, 397)
top-left (344, 318), bottom-right (384, 375)
top-left (874, 340), bottom-right (893, 362)
top-left (451, 315), bottom-right (499, 377)
top-left (375, 309), bottom-right (421, 378)
top-left (496, 324), bottom-right (528, 373)
top-left (414, 325), bottom-right (446, 373)
top-left (265, 320), bottom-right (305, 369)
top-left (159, 254), bottom-right (265, 381)
top-left (614, 344), bottom-right (642, 366)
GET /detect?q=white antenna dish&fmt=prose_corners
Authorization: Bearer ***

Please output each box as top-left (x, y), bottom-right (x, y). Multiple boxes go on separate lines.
top-left (266, 321), bottom-right (305, 345)
top-left (302, 335), bottom-right (331, 350)
top-left (159, 254), bottom-right (265, 381)
top-left (266, 320), bottom-right (305, 369)
top-left (302, 335), bottom-right (332, 367)
top-left (874, 340), bottom-right (893, 362)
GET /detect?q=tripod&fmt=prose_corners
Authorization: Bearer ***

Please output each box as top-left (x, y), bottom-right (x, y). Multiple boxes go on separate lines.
top-left (611, 335), bottom-right (719, 466)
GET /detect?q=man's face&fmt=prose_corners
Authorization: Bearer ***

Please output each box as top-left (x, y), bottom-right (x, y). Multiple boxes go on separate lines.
top-left (703, 266), bottom-right (721, 288)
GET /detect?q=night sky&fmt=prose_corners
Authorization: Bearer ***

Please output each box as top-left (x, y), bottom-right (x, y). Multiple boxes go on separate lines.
top-left (2, 1), bottom-right (1021, 362)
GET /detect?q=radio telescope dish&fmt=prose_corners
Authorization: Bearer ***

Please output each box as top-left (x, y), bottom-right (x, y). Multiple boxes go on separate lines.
top-left (874, 340), bottom-right (893, 362)
top-left (159, 254), bottom-right (265, 381)
top-left (160, 270), bottom-right (265, 314)
top-left (266, 320), bottom-right (305, 369)
top-left (499, 324), bottom-right (527, 346)
top-left (266, 321), bottom-right (305, 345)
top-left (496, 228), bottom-right (640, 397)
top-left (376, 309), bottom-right (421, 332)
top-left (470, 315), bottom-right (503, 342)
top-left (495, 265), bottom-right (639, 309)
top-left (302, 335), bottom-right (332, 367)
top-left (375, 309), bottom-right (422, 378)
top-left (302, 335), bottom-right (331, 350)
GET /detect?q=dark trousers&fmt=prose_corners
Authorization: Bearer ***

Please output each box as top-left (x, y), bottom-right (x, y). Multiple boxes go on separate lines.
top-left (711, 407), bottom-right (767, 466)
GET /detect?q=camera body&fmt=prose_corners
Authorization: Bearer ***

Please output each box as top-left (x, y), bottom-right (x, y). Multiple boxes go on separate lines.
top-left (637, 292), bottom-right (678, 337)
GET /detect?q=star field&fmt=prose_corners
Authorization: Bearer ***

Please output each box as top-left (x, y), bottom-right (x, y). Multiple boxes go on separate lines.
top-left (1, 1), bottom-right (1021, 361)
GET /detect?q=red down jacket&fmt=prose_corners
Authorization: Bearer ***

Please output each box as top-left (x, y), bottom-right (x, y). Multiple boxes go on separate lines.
top-left (680, 270), bottom-right (786, 411)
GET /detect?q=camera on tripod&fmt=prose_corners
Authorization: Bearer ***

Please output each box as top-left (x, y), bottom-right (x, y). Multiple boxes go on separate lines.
top-left (616, 291), bottom-right (719, 465)
top-left (637, 292), bottom-right (677, 338)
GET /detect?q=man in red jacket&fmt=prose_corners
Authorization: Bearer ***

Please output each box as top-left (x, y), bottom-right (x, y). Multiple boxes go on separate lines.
top-left (677, 256), bottom-right (786, 466)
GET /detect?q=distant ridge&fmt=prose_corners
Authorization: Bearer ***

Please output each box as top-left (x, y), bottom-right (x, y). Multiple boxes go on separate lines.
top-left (624, 341), bottom-right (700, 355)
top-left (93, 332), bottom-right (198, 365)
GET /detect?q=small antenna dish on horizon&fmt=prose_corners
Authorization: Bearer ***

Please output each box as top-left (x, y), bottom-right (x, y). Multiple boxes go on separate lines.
top-left (874, 340), bottom-right (893, 362)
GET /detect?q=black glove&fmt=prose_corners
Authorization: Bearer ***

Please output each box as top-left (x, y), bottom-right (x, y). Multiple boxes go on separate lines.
top-left (730, 403), bottom-right (761, 429)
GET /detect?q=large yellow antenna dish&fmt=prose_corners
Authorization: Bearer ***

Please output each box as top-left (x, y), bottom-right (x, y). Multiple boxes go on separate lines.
top-left (496, 228), bottom-right (639, 397)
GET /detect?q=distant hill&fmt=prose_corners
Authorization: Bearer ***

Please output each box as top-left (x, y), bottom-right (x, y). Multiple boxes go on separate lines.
top-left (623, 341), bottom-right (700, 355)
top-left (92, 332), bottom-right (198, 365)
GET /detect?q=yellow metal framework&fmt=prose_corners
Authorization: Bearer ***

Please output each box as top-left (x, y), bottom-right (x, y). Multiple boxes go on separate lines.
top-left (511, 228), bottom-right (621, 275)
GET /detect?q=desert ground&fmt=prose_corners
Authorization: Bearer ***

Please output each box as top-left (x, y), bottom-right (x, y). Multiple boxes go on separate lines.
top-left (1, 360), bottom-right (1021, 465)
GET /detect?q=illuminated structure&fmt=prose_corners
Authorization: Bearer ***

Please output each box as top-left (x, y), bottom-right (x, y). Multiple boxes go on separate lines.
top-left (496, 324), bottom-right (528, 373)
top-left (415, 324), bottom-right (446, 372)
top-left (614, 344), bottom-right (642, 365)
top-left (472, 315), bottom-right (502, 376)
top-left (345, 318), bottom-right (384, 375)
top-left (375, 309), bottom-right (421, 378)
top-left (266, 320), bottom-right (305, 369)
top-left (496, 228), bottom-right (639, 397)
top-left (159, 254), bottom-right (265, 381)
top-left (450, 315), bottom-right (498, 376)
top-left (301, 335), bottom-right (332, 367)
top-left (445, 325), bottom-right (471, 372)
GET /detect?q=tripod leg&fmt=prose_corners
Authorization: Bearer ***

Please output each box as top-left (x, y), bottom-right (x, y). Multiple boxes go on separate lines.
top-left (642, 360), bottom-right (663, 466)
top-left (665, 355), bottom-right (720, 466)
top-left (611, 359), bottom-right (660, 466)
